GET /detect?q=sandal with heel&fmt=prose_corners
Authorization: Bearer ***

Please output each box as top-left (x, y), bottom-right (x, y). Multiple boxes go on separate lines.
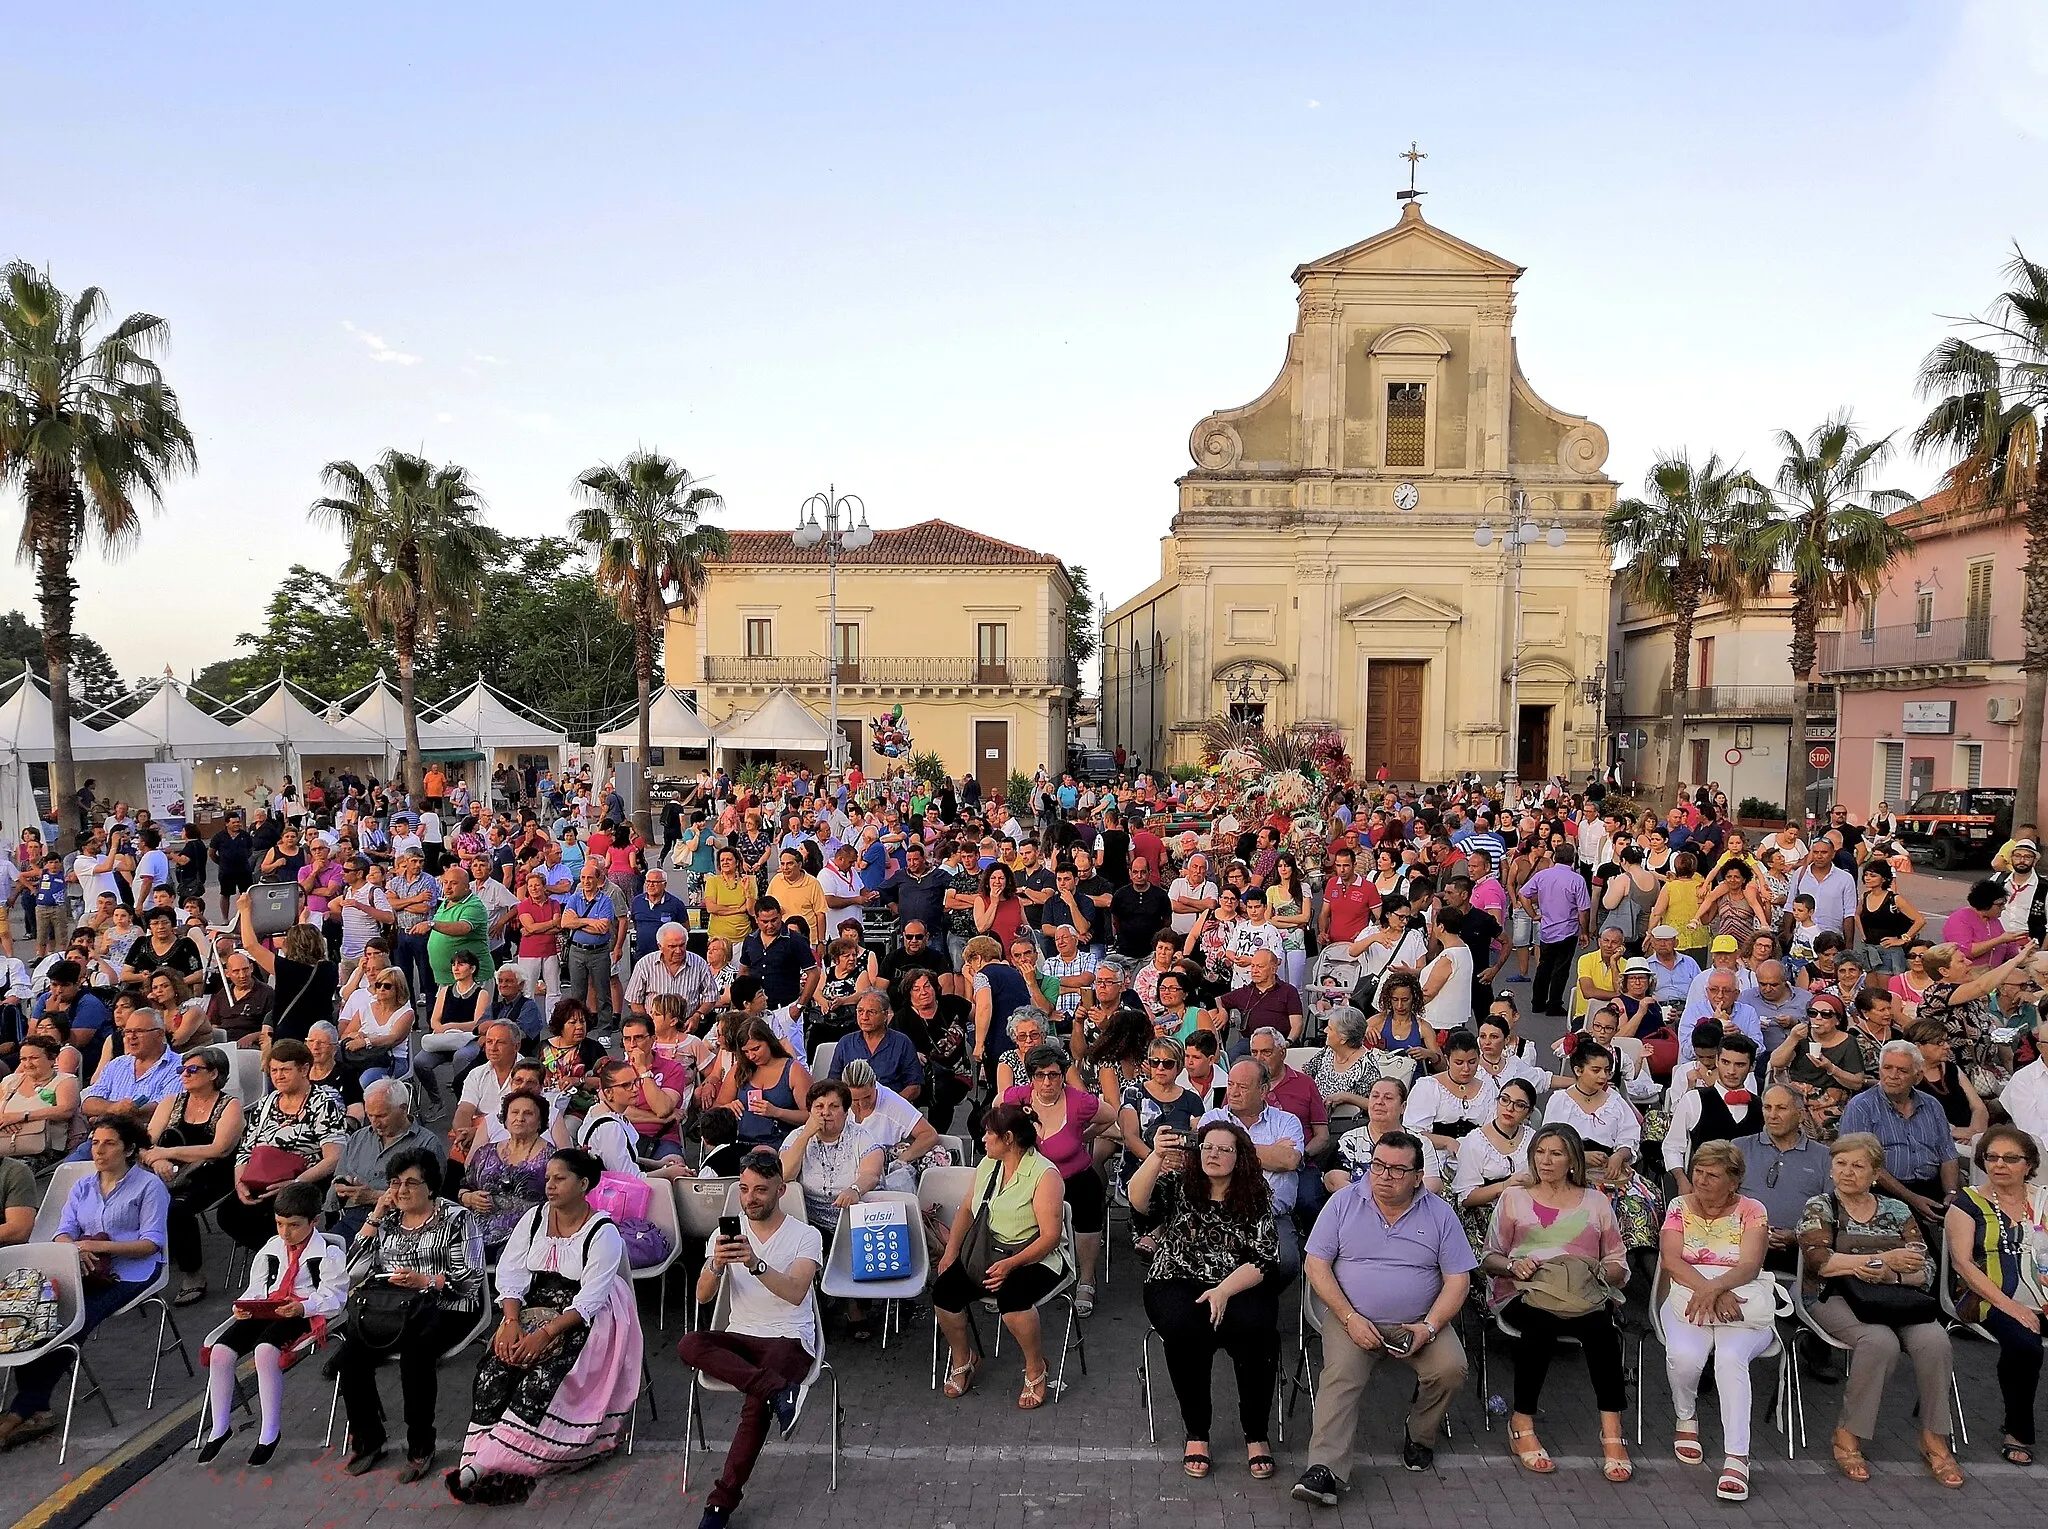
top-left (1600, 1430), bottom-right (1633, 1483)
top-left (1183, 1448), bottom-right (1211, 1479)
top-left (943, 1357), bottom-right (980, 1399)
top-left (1017, 1368), bottom-right (1051, 1409)
top-left (1508, 1427), bottom-right (1554, 1474)
top-left (1673, 1420), bottom-right (1703, 1466)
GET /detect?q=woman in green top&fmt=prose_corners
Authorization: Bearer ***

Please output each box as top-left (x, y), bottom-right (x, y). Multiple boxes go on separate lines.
top-left (933, 1100), bottom-right (1068, 1409)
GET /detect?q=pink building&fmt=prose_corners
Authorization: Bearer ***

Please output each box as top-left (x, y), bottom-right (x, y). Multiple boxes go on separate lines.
top-left (1822, 489), bottom-right (2034, 821)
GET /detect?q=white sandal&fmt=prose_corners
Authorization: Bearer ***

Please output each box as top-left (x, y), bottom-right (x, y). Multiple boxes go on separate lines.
top-left (1074, 1282), bottom-right (1095, 1316)
top-left (1715, 1456), bottom-right (1750, 1501)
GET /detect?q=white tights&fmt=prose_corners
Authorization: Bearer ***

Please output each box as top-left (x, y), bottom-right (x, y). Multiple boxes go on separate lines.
top-left (1661, 1300), bottom-right (1774, 1456)
top-left (207, 1342), bottom-right (287, 1445)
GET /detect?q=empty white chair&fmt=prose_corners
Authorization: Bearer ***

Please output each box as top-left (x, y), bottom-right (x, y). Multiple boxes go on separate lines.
top-left (30, 1161), bottom-right (92, 1245)
top-left (632, 1175), bottom-right (684, 1330)
top-left (674, 1177), bottom-right (739, 1332)
top-left (809, 1042), bottom-right (837, 1081)
top-left (226, 1049), bottom-right (267, 1107)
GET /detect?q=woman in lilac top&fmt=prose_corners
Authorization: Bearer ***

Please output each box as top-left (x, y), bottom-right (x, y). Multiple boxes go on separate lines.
top-left (1, 1117), bottom-right (169, 1445)
top-left (1003, 1043), bottom-right (1114, 1314)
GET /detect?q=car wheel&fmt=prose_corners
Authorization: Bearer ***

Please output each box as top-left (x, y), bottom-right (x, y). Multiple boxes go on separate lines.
top-left (1931, 836), bottom-right (1958, 871)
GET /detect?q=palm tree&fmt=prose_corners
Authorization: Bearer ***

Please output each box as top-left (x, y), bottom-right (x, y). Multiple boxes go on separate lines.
top-left (311, 451), bottom-right (500, 801)
top-left (0, 263), bottom-right (195, 830)
top-left (1756, 414), bottom-right (1914, 826)
top-left (570, 450), bottom-right (727, 841)
top-left (1915, 248), bottom-right (2048, 822)
top-left (1603, 453), bottom-right (1774, 809)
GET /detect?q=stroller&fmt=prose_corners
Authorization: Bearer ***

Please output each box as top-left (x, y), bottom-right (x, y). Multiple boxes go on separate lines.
top-left (1300, 947), bottom-right (1365, 1045)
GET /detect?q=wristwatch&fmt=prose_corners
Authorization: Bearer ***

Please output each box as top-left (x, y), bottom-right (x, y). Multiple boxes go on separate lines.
top-left (747, 1256), bottom-right (766, 1277)
top-left (1422, 1319), bottom-right (1439, 1340)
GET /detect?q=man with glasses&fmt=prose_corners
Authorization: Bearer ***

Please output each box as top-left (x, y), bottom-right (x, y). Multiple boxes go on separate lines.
top-left (1039, 920), bottom-right (1098, 1025)
top-left (333, 855), bottom-right (394, 982)
top-left (629, 869), bottom-right (691, 968)
top-left (1732, 1084), bottom-right (1830, 1276)
top-left (328, 1079), bottom-right (442, 1236)
top-left (1291, 1128), bottom-right (1474, 1506)
top-left (877, 921), bottom-right (952, 995)
top-left (73, 1010), bottom-right (182, 1157)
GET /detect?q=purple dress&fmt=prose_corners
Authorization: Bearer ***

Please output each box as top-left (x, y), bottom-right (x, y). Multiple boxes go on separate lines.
top-left (463, 1139), bottom-right (552, 1250)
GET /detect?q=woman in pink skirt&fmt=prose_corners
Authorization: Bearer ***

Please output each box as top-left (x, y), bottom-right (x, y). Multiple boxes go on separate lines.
top-left (449, 1146), bottom-right (642, 1505)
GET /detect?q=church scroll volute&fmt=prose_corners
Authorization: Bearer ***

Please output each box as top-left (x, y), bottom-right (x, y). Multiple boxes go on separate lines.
top-left (1189, 419), bottom-right (1243, 470)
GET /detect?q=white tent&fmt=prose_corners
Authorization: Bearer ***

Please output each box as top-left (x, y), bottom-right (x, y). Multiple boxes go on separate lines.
top-left (712, 689), bottom-right (835, 766)
top-left (596, 687), bottom-right (716, 752)
top-left (427, 677), bottom-right (570, 771)
top-left (97, 680), bottom-right (282, 762)
top-left (331, 675), bottom-right (471, 777)
top-left (228, 676), bottom-right (381, 787)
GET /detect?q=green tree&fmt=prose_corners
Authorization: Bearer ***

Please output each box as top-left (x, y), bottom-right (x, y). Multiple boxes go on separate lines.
top-left (1603, 454), bottom-right (1774, 808)
top-left (1755, 414), bottom-right (1915, 823)
top-left (1916, 249), bottom-right (2048, 821)
top-left (310, 451), bottom-right (500, 799)
top-left (0, 611), bottom-right (125, 712)
top-left (1065, 564), bottom-right (1098, 669)
top-left (568, 451), bottom-right (727, 838)
top-left (0, 263), bottom-right (195, 822)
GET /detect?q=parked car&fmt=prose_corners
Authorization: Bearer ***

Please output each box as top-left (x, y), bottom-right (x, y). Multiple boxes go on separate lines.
top-left (1070, 750), bottom-right (1117, 785)
top-left (1895, 787), bottom-right (2015, 870)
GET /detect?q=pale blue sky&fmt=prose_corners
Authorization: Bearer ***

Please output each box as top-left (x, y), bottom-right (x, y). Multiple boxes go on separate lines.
top-left (4, 0), bottom-right (2045, 682)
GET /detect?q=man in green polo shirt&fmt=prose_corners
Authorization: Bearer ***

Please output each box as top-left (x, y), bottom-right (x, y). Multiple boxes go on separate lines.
top-left (426, 863), bottom-right (496, 989)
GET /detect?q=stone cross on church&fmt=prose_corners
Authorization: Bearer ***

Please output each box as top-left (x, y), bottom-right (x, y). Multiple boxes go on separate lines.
top-left (1102, 192), bottom-right (1617, 784)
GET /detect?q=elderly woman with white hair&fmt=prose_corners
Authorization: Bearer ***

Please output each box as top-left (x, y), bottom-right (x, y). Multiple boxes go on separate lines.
top-left (1302, 1006), bottom-right (1385, 1143)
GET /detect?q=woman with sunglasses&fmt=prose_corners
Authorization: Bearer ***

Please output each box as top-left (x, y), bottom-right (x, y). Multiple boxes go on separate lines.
top-left (341, 967), bottom-right (416, 1089)
top-left (1002, 1042), bottom-right (1113, 1317)
top-left (1946, 1124), bottom-right (2048, 1466)
top-left (143, 1045), bottom-right (245, 1306)
top-left (1118, 1038), bottom-right (1205, 1228)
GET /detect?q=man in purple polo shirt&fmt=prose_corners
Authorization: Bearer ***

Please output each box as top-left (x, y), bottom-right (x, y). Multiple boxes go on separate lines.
top-left (1518, 845), bottom-right (1591, 1019)
top-left (1292, 1129), bottom-right (1473, 1505)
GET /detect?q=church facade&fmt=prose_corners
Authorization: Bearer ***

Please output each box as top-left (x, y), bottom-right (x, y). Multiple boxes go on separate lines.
top-left (1103, 200), bottom-right (1618, 783)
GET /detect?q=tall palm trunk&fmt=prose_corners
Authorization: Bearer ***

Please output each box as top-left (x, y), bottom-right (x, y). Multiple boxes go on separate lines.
top-left (1784, 579), bottom-right (1818, 831)
top-left (31, 473), bottom-right (79, 838)
top-left (1663, 572), bottom-right (1700, 811)
top-left (2020, 485), bottom-right (2048, 828)
top-left (396, 628), bottom-right (424, 803)
top-left (633, 604), bottom-right (655, 845)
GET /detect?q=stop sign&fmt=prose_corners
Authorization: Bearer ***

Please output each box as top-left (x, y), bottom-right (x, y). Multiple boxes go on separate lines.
top-left (1809, 744), bottom-right (1833, 771)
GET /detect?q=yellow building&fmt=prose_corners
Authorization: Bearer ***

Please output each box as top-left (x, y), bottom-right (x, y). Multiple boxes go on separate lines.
top-left (1105, 200), bottom-right (1618, 782)
top-left (665, 520), bottom-right (1078, 791)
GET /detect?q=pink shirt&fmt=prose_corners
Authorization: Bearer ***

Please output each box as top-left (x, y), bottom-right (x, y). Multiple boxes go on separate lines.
top-left (1001, 1083), bottom-right (1096, 1178)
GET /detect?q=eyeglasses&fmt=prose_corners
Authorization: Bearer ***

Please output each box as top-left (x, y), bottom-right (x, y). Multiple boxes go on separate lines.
top-left (902, 933), bottom-right (927, 942)
top-left (1983, 1152), bottom-right (2031, 1165)
top-left (180, 1062), bottom-right (211, 1074)
top-left (1764, 1160), bottom-right (1781, 1188)
top-left (1030, 1069), bottom-right (1066, 1082)
top-left (1498, 1097), bottom-right (1532, 1111)
top-left (1366, 1161), bottom-right (1418, 1177)
top-left (1146, 1057), bottom-right (1180, 1068)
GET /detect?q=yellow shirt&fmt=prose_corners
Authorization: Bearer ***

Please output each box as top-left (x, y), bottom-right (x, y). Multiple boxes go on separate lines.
top-left (703, 874), bottom-right (754, 942)
top-left (1664, 877), bottom-right (1706, 951)
top-left (1572, 949), bottom-right (1622, 1022)
top-left (972, 1150), bottom-right (1066, 1274)
top-left (770, 872), bottom-right (829, 944)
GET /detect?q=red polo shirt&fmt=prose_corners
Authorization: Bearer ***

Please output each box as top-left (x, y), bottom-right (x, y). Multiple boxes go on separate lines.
top-left (1322, 875), bottom-right (1380, 943)
top-left (1267, 1064), bottom-right (1329, 1140)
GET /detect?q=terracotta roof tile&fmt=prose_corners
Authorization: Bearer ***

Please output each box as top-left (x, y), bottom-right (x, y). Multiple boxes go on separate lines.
top-left (713, 519), bottom-right (1062, 569)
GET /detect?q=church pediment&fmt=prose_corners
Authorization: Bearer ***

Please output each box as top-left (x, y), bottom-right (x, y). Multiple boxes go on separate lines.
top-left (1292, 203), bottom-right (1523, 283)
top-left (1342, 590), bottom-right (1464, 628)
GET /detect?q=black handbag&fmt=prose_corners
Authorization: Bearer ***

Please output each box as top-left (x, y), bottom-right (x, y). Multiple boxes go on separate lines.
top-left (1824, 1194), bottom-right (1940, 1328)
top-left (958, 1169), bottom-right (1031, 1285)
top-left (343, 1276), bottom-right (435, 1353)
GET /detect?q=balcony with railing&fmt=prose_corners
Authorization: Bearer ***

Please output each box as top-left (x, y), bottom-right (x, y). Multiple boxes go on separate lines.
top-left (703, 654), bottom-right (1079, 691)
top-left (1818, 617), bottom-right (1994, 681)
top-left (1619, 684), bottom-right (1837, 720)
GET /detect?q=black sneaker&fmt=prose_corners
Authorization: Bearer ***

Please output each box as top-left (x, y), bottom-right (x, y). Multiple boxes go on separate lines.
top-left (697, 1508), bottom-right (731, 1529)
top-left (769, 1381), bottom-right (803, 1438)
top-left (1402, 1437), bottom-right (1434, 1472)
top-left (1290, 1465), bottom-right (1341, 1507)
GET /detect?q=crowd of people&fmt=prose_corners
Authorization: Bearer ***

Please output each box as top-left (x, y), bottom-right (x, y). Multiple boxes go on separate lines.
top-left (0, 760), bottom-right (2045, 1517)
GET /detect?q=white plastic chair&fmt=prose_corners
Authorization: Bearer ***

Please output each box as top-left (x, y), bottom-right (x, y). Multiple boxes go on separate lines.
top-left (674, 1176), bottom-right (739, 1331)
top-left (809, 1041), bottom-right (837, 1081)
top-left (30, 1160), bottom-right (92, 1244)
top-left (680, 1270), bottom-right (838, 1491)
top-left (721, 1179), bottom-right (806, 1227)
top-left (632, 1177), bottom-right (684, 1330)
top-left (978, 1205), bottom-right (1086, 1399)
top-left (1286, 1047), bottom-right (1322, 1076)
top-left (225, 1049), bottom-right (267, 1106)
top-left (819, 1190), bottom-right (929, 1350)
top-left (0, 1243), bottom-right (96, 1463)
top-left (918, 1167), bottom-right (980, 1389)
top-left (1936, 1234), bottom-right (1987, 1444)
top-left (933, 1134), bottom-right (969, 1168)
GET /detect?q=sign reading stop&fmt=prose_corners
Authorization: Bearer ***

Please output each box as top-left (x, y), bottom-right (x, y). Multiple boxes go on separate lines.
top-left (1809, 744), bottom-right (1834, 772)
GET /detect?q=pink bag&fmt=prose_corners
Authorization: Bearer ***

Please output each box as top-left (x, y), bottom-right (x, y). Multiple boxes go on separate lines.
top-left (589, 1171), bottom-right (651, 1222)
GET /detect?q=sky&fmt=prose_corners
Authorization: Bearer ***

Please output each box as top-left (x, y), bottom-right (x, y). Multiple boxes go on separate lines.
top-left (4, 0), bottom-right (2047, 687)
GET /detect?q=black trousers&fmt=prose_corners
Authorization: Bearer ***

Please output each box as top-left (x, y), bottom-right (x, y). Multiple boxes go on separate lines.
top-left (1143, 1277), bottom-right (1280, 1445)
top-left (1501, 1296), bottom-right (1628, 1414)
top-left (336, 1307), bottom-right (476, 1458)
top-left (1532, 938), bottom-right (1578, 1016)
top-left (1983, 1307), bottom-right (2045, 1446)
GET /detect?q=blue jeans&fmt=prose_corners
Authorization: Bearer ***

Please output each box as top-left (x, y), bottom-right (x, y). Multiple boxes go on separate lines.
top-left (8, 1276), bottom-right (150, 1415)
top-left (396, 931), bottom-right (436, 1008)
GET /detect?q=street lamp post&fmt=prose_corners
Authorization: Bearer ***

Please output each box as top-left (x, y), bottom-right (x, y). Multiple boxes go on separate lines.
top-left (1473, 490), bottom-right (1565, 798)
top-left (792, 486), bottom-right (873, 776)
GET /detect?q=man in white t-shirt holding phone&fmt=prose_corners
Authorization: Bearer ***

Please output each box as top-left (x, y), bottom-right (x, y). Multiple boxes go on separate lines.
top-left (675, 1151), bottom-right (823, 1529)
